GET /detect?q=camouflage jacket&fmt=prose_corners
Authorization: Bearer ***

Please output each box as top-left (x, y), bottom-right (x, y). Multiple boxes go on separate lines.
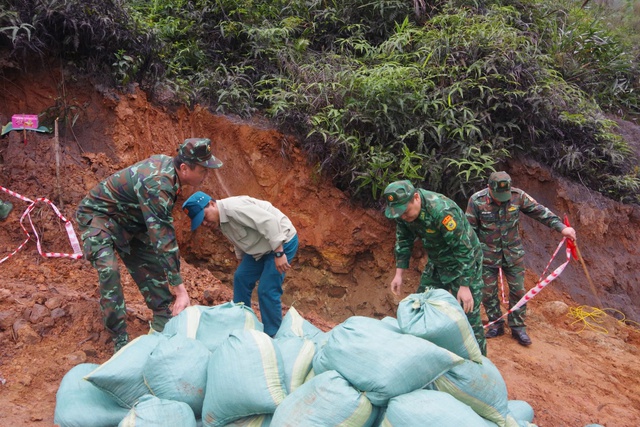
top-left (76, 155), bottom-right (183, 285)
top-left (465, 187), bottom-right (566, 267)
top-left (394, 189), bottom-right (483, 289)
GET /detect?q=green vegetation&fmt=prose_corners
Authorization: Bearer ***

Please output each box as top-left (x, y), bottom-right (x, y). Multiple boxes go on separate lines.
top-left (1, 0), bottom-right (639, 205)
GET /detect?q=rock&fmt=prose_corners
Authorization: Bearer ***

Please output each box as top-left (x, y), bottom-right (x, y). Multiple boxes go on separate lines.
top-left (19, 374), bottom-right (33, 386)
top-left (33, 293), bottom-right (47, 304)
top-left (13, 320), bottom-right (41, 344)
top-left (84, 348), bottom-right (98, 358)
top-left (40, 317), bottom-right (55, 329)
top-left (29, 304), bottom-right (50, 324)
top-left (44, 296), bottom-right (63, 310)
top-left (51, 308), bottom-right (66, 319)
top-left (540, 301), bottom-right (569, 319)
top-left (327, 285), bottom-right (347, 298)
top-left (0, 311), bottom-right (14, 331)
top-left (13, 318), bottom-right (26, 333)
top-left (203, 286), bottom-right (231, 304)
top-left (65, 350), bottom-right (87, 364)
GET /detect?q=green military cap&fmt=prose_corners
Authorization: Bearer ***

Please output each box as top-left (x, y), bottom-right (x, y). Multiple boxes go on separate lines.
top-left (177, 138), bottom-right (223, 168)
top-left (488, 171), bottom-right (512, 202)
top-left (383, 180), bottom-right (416, 219)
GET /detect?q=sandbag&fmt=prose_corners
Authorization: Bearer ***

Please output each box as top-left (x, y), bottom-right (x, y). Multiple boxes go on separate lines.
top-left (273, 336), bottom-right (315, 393)
top-left (84, 334), bottom-right (167, 408)
top-left (202, 329), bottom-right (287, 427)
top-left (304, 368), bottom-right (315, 383)
top-left (397, 289), bottom-right (483, 362)
top-left (431, 356), bottom-right (519, 427)
top-left (381, 389), bottom-right (488, 426)
top-left (271, 370), bottom-right (373, 427)
top-left (313, 316), bottom-right (464, 406)
top-left (118, 394), bottom-right (196, 427)
top-left (380, 316), bottom-right (401, 331)
top-left (508, 400), bottom-right (534, 423)
top-left (368, 406), bottom-right (386, 427)
top-left (54, 363), bottom-right (129, 427)
top-left (223, 414), bottom-right (272, 426)
top-left (275, 306), bottom-right (327, 349)
top-left (197, 302), bottom-right (263, 350)
top-left (483, 417), bottom-right (538, 427)
top-left (163, 303), bottom-right (263, 352)
top-left (143, 334), bottom-right (211, 418)
top-left (162, 305), bottom-right (205, 338)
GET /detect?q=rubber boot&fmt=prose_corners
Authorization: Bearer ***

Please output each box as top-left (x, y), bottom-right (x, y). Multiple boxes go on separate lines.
top-left (0, 201), bottom-right (13, 221)
top-left (113, 333), bottom-right (130, 353)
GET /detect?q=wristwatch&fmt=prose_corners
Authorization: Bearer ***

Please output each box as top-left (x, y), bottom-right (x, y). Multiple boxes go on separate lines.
top-left (275, 251), bottom-right (285, 258)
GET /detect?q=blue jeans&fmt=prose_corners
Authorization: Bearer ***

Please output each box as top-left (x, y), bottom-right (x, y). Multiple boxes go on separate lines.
top-left (233, 235), bottom-right (299, 336)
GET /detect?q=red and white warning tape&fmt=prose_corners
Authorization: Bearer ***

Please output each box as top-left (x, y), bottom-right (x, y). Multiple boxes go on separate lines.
top-left (1, 185), bottom-right (83, 264)
top-left (485, 237), bottom-right (572, 329)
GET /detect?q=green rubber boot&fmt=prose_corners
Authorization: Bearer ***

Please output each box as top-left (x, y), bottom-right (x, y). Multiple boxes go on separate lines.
top-left (0, 201), bottom-right (13, 221)
top-left (113, 333), bottom-right (130, 354)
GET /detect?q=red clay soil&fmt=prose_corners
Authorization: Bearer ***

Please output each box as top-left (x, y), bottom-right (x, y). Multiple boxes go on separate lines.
top-left (1, 66), bottom-right (640, 427)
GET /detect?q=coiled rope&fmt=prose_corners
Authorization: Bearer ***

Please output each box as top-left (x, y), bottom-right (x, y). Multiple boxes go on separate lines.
top-left (567, 306), bottom-right (640, 333)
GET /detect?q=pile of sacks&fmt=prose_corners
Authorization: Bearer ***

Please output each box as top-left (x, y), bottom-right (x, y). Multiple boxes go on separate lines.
top-left (54, 288), bottom-right (538, 427)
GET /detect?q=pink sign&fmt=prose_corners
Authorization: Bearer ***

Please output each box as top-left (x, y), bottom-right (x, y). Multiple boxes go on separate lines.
top-left (11, 114), bottom-right (39, 129)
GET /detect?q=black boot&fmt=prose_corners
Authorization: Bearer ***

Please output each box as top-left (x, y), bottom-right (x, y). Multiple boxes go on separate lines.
top-left (485, 324), bottom-right (504, 338)
top-left (511, 327), bottom-right (532, 346)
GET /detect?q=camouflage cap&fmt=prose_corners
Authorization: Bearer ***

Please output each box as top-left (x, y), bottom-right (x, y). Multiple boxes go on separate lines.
top-left (383, 180), bottom-right (416, 219)
top-left (488, 171), bottom-right (512, 202)
top-left (177, 138), bottom-right (223, 168)
top-left (182, 191), bottom-right (213, 231)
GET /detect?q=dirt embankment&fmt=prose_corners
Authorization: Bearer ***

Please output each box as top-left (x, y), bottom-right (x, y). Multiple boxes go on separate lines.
top-left (1, 66), bottom-right (640, 426)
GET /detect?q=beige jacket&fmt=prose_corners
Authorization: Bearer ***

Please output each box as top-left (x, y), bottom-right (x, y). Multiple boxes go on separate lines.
top-left (217, 196), bottom-right (296, 260)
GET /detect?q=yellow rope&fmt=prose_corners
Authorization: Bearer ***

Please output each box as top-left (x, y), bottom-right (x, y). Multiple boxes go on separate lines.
top-left (567, 305), bottom-right (640, 334)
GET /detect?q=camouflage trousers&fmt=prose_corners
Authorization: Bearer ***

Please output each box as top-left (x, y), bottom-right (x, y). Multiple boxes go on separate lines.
top-left (79, 225), bottom-right (174, 339)
top-left (482, 262), bottom-right (526, 329)
top-left (417, 264), bottom-right (487, 356)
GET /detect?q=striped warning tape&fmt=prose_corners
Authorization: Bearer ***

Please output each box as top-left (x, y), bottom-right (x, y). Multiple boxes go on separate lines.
top-left (0, 185), bottom-right (82, 264)
top-left (485, 237), bottom-right (572, 329)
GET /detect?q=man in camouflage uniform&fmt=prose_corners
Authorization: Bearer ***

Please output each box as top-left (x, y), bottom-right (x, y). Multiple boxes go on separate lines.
top-left (0, 199), bottom-right (13, 220)
top-left (76, 138), bottom-right (223, 352)
top-left (465, 171), bottom-right (576, 346)
top-left (384, 180), bottom-right (487, 356)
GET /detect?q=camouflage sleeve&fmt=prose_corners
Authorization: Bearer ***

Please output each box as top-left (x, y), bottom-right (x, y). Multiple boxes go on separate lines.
top-left (519, 191), bottom-right (566, 233)
top-left (394, 221), bottom-right (416, 269)
top-left (138, 176), bottom-right (183, 286)
top-left (438, 207), bottom-right (480, 288)
top-left (465, 196), bottom-right (479, 233)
